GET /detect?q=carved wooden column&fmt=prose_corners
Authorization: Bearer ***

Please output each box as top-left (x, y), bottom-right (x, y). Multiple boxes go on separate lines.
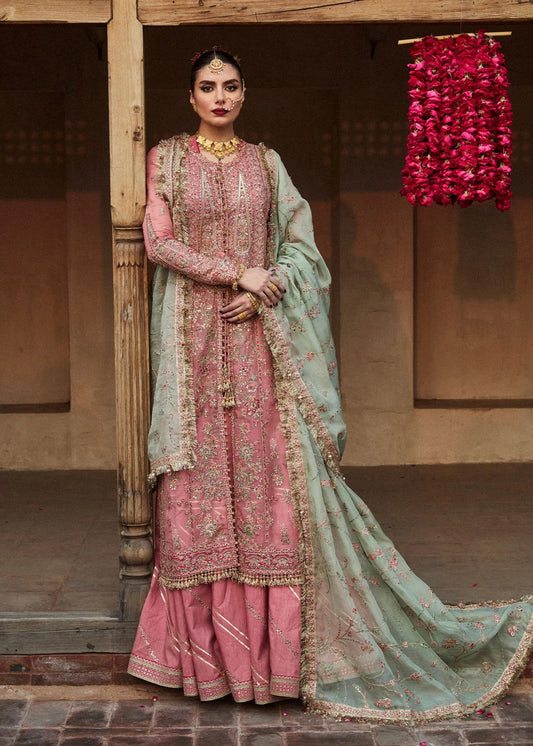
top-left (108, 0), bottom-right (151, 620)
top-left (113, 228), bottom-right (152, 620)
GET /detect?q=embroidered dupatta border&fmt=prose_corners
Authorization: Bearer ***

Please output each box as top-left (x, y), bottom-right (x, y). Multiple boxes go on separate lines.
top-left (257, 145), bottom-right (342, 477)
top-left (148, 135), bottom-right (197, 483)
top-left (259, 309), bottom-right (342, 478)
top-left (261, 322), bottom-right (320, 710)
top-left (304, 609), bottom-right (533, 724)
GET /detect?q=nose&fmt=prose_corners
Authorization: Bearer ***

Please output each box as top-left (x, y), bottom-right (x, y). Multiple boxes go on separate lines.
top-left (215, 86), bottom-right (226, 104)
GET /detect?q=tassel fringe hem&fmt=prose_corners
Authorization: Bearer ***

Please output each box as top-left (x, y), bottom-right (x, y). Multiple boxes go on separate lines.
top-left (158, 568), bottom-right (304, 590)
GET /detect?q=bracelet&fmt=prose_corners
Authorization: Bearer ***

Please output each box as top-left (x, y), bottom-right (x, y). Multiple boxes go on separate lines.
top-left (232, 263), bottom-right (245, 292)
top-left (245, 291), bottom-right (261, 312)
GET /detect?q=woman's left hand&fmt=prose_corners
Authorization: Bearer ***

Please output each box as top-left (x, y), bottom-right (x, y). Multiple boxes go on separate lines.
top-left (220, 292), bottom-right (259, 324)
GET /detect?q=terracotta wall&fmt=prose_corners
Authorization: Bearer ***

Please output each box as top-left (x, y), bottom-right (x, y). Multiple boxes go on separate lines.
top-left (2, 21), bottom-right (532, 470)
top-left (0, 26), bottom-right (116, 469)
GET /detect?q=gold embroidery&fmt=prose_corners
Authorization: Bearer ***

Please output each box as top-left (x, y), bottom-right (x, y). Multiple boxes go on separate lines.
top-left (148, 136), bottom-right (198, 484)
top-left (260, 306), bottom-right (342, 476)
top-left (268, 610), bottom-right (300, 658)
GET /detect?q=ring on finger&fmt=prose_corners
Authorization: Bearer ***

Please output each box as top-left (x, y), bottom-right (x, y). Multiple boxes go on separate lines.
top-left (268, 283), bottom-right (277, 292)
top-left (237, 312), bottom-right (247, 321)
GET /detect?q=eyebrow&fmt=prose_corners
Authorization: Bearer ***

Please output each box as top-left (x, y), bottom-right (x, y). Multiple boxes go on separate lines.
top-left (197, 78), bottom-right (240, 85)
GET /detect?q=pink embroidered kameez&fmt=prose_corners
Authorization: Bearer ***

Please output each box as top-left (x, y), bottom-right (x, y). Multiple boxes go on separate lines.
top-left (128, 138), bottom-right (302, 701)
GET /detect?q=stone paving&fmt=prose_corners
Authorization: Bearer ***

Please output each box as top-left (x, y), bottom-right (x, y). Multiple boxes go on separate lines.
top-left (0, 687), bottom-right (531, 745)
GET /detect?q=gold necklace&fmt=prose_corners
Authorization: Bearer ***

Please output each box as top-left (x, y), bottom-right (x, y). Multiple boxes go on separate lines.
top-left (196, 134), bottom-right (241, 160)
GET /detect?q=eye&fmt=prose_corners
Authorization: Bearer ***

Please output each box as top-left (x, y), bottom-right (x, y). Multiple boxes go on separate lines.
top-left (200, 85), bottom-right (213, 93)
top-left (226, 85), bottom-right (238, 92)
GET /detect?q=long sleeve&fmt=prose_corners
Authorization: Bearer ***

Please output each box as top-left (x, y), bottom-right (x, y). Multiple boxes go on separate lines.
top-left (143, 146), bottom-right (241, 286)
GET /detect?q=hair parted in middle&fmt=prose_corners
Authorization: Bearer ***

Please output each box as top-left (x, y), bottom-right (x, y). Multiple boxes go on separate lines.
top-left (190, 47), bottom-right (244, 90)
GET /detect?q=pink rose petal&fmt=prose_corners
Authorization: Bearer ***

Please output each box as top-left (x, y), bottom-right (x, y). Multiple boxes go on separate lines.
top-left (401, 31), bottom-right (512, 210)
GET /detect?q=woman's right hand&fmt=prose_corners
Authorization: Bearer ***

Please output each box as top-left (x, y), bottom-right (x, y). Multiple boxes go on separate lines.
top-left (238, 267), bottom-right (285, 307)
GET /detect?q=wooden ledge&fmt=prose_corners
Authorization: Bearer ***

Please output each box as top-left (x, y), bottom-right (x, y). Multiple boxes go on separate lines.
top-left (0, 613), bottom-right (137, 654)
top-left (0, 1), bottom-right (111, 23)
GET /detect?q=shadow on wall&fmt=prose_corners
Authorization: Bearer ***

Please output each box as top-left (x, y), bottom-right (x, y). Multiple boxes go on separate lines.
top-left (455, 204), bottom-right (516, 301)
top-left (338, 196), bottom-right (415, 462)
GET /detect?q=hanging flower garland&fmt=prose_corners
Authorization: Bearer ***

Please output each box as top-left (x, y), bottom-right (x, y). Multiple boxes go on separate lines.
top-left (401, 31), bottom-right (512, 210)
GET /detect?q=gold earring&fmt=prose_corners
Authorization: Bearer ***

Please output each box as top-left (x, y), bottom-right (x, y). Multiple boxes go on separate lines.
top-left (192, 102), bottom-right (197, 112)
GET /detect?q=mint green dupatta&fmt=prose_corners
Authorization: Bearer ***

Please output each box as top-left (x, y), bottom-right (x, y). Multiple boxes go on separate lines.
top-left (260, 150), bottom-right (533, 724)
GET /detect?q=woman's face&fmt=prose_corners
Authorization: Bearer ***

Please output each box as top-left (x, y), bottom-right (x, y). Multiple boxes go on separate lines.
top-left (190, 63), bottom-right (245, 131)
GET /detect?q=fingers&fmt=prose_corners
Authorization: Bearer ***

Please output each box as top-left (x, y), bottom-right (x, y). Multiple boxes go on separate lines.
top-left (221, 292), bottom-right (254, 314)
top-left (220, 297), bottom-right (244, 313)
top-left (271, 276), bottom-right (285, 294)
top-left (238, 268), bottom-right (285, 306)
top-left (269, 267), bottom-right (285, 294)
top-left (257, 278), bottom-right (282, 307)
top-left (225, 307), bottom-right (256, 323)
top-left (264, 275), bottom-right (285, 304)
top-left (221, 293), bottom-right (257, 323)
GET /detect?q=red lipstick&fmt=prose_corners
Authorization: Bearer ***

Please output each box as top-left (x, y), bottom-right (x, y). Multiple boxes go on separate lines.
top-left (212, 108), bottom-right (227, 116)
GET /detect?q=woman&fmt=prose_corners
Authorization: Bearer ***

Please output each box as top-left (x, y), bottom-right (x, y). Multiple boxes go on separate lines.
top-left (128, 48), bottom-right (533, 723)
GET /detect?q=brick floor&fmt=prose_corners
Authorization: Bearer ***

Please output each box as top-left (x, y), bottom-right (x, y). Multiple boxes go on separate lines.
top-left (0, 690), bottom-right (531, 745)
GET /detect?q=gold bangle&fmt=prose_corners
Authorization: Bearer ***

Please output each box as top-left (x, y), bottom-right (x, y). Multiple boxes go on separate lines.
top-left (232, 263), bottom-right (245, 292)
top-left (245, 291), bottom-right (260, 311)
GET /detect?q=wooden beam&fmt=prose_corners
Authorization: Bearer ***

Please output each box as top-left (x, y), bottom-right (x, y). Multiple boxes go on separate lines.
top-left (108, 0), bottom-right (152, 622)
top-left (0, 0), bottom-right (110, 23)
top-left (138, 0), bottom-right (533, 25)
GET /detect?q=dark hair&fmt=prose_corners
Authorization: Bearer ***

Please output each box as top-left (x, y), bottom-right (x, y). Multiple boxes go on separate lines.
top-left (190, 48), bottom-right (244, 90)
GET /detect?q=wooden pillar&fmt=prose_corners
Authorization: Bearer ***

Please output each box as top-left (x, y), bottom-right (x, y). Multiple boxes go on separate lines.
top-left (108, 0), bottom-right (151, 620)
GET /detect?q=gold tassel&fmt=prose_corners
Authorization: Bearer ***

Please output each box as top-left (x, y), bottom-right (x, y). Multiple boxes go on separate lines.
top-left (219, 363), bottom-right (236, 408)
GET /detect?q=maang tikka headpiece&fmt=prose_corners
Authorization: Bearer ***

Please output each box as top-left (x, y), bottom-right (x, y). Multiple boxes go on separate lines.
top-left (208, 49), bottom-right (226, 75)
